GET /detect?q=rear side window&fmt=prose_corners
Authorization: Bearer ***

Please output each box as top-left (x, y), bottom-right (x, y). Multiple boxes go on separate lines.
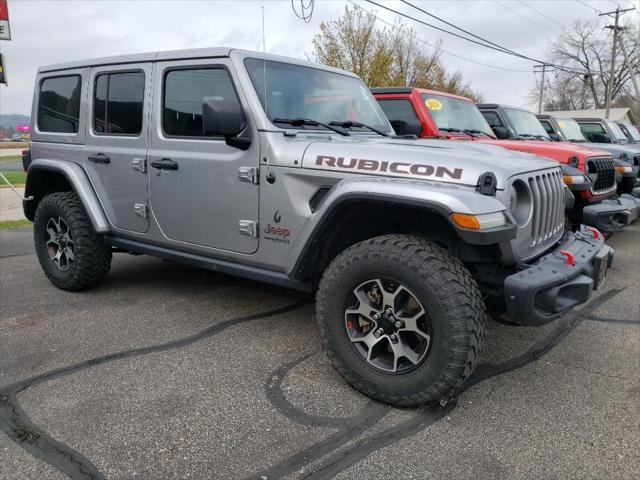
top-left (481, 111), bottom-right (503, 128)
top-left (377, 99), bottom-right (419, 123)
top-left (579, 122), bottom-right (606, 141)
top-left (93, 71), bottom-right (145, 135)
top-left (163, 68), bottom-right (239, 138)
top-left (37, 75), bottom-right (82, 133)
top-left (539, 120), bottom-right (554, 134)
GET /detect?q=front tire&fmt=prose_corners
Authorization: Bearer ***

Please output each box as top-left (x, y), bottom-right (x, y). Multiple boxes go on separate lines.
top-left (34, 192), bottom-right (112, 291)
top-left (316, 235), bottom-right (486, 407)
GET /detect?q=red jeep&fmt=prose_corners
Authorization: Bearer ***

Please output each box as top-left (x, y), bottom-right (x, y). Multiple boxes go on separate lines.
top-left (372, 87), bottom-right (637, 232)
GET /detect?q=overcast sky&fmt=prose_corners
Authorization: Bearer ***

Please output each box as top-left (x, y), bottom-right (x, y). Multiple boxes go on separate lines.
top-left (1, 0), bottom-right (639, 116)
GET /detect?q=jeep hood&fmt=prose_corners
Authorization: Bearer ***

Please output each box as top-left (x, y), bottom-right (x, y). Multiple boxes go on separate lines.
top-left (478, 139), bottom-right (612, 166)
top-left (302, 137), bottom-right (558, 189)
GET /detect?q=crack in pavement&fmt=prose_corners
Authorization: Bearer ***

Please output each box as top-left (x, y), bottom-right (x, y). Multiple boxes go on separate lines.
top-left (582, 313), bottom-right (640, 325)
top-left (0, 300), bottom-right (309, 479)
top-left (543, 360), bottom-right (630, 381)
top-left (251, 288), bottom-right (623, 480)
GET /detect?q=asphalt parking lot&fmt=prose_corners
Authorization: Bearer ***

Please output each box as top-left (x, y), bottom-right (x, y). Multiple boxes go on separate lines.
top-left (1, 225), bottom-right (638, 480)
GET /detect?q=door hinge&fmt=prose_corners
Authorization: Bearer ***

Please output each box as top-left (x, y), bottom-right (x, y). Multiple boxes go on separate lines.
top-left (132, 157), bottom-right (147, 173)
top-left (238, 167), bottom-right (259, 184)
top-left (133, 203), bottom-right (148, 219)
top-left (238, 220), bottom-right (258, 238)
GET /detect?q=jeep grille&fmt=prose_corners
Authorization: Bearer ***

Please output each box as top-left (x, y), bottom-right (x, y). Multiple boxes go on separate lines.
top-left (587, 157), bottom-right (615, 194)
top-left (528, 170), bottom-right (564, 247)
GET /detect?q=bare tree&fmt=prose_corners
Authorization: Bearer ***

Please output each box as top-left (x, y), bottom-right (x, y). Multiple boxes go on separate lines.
top-left (532, 18), bottom-right (639, 111)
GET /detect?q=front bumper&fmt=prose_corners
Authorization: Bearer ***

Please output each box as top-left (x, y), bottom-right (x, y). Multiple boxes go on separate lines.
top-left (504, 227), bottom-right (614, 326)
top-left (582, 195), bottom-right (640, 232)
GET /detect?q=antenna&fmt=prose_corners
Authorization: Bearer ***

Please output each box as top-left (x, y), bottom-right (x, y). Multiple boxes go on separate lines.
top-left (262, 2), bottom-right (266, 52)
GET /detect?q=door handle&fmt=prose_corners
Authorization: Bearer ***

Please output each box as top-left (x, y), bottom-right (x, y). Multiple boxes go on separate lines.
top-left (88, 153), bottom-right (110, 164)
top-left (151, 158), bottom-right (179, 171)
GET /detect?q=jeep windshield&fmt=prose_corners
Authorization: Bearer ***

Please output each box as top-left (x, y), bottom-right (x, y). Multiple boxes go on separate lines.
top-left (244, 58), bottom-right (392, 135)
top-left (503, 107), bottom-right (550, 140)
top-left (419, 93), bottom-right (494, 137)
top-left (604, 119), bottom-right (629, 143)
top-left (617, 121), bottom-right (640, 142)
top-left (556, 118), bottom-right (586, 142)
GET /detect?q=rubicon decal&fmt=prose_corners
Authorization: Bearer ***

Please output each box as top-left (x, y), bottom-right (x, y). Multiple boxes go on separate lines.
top-left (315, 155), bottom-right (463, 180)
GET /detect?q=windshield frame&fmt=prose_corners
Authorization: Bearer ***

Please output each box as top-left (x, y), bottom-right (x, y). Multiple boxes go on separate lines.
top-left (419, 93), bottom-right (495, 137)
top-left (555, 118), bottom-right (585, 141)
top-left (242, 57), bottom-right (393, 135)
top-left (503, 107), bottom-right (550, 139)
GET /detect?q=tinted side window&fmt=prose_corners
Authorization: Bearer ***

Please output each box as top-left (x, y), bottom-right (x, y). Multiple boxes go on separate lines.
top-left (539, 120), bottom-right (554, 134)
top-left (37, 76), bottom-right (82, 133)
top-left (481, 111), bottom-right (503, 127)
top-left (163, 68), bottom-right (239, 137)
top-left (579, 122), bottom-right (606, 142)
top-left (377, 99), bottom-right (419, 123)
top-left (93, 71), bottom-right (145, 135)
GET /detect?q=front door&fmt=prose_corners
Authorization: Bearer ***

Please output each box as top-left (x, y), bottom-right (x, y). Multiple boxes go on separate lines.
top-left (148, 59), bottom-right (260, 254)
top-left (84, 64), bottom-right (152, 233)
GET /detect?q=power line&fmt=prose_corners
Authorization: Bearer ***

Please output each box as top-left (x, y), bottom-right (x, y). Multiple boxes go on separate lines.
top-left (291, 0), bottom-right (315, 23)
top-left (494, 0), bottom-right (560, 34)
top-left (347, 0), bottom-right (531, 73)
top-left (362, 0), bottom-right (591, 76)
top-left (400, 0), bottom-right (522, 56)
top-left (575, 0), bottom-right (602, 14)
top-left (517, 1), bottom-right (565, 28)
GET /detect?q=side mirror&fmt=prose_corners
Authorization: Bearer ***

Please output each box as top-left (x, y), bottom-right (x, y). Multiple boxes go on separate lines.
top-left (202, 100), bottom-right (251, 150)
top-left (390, 119), bottom-right (423, 137)
top-left (492, 126), bottom-right (510, 139)
top-left (549, 133), bottom-right (561, 141)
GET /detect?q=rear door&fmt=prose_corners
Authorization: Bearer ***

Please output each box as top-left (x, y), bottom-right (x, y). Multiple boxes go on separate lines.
top-left (148, 59), bottom-right (260, 253)
top-left (84, 64), bottom-right (152, 233)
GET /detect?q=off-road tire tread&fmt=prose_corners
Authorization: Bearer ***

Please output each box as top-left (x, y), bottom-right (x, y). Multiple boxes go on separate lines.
top-left (316, 234), bottom-right (487, 407)
top-left (34, 192), bottom-right (112, 290)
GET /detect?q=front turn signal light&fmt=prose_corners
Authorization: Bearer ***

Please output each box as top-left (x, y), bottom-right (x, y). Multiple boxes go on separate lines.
top-left (450, 212), bottom-right (507, 231)
top-left (562, 174), bottom-right (585, 184)
top-left (451, 213), bottom-right (481, 230)
top-left (615, 166), bottom-right (633, 173)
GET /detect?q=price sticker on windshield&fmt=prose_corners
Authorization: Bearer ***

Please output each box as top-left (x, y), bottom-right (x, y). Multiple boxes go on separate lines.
top-left (425, 98), bottom-right (443, 111)
top-left (558, 121), bottom-right (567, 129)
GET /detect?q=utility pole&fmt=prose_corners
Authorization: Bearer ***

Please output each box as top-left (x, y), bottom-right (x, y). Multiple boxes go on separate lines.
top-left (534, 64), bottom-right (547, 114)
top-left (600, 6), bottom-right (635, 118)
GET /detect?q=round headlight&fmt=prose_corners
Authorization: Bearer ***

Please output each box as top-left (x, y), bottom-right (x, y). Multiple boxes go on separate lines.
top-left (509, 180), bottom-right (532, 226)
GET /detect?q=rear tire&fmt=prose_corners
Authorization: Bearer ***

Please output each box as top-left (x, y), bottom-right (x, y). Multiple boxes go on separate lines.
top-left (34, 192), bottom-right (112, 291)
top-left (315, 234), bottom-right (486, 407)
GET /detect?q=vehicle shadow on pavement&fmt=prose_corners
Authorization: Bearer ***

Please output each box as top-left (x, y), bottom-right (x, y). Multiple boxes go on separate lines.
top-left (0, 265), bottom-right (627, 480)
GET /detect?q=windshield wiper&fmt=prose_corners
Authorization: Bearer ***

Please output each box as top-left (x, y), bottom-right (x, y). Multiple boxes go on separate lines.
top-left (272, 117), bottom-right (349, 136)
top-left (463, 129), bottom-right (494, 138)
top-left (329, 120), bottom-right (389, 137)
top-left (517, 133), bottom-right (548, 140)
top-left (439, 127), bottom-right (478, 138)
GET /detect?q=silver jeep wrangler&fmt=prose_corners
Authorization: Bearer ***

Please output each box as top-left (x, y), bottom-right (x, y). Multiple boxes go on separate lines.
top-left (24, 48), bottom-right (613, 406)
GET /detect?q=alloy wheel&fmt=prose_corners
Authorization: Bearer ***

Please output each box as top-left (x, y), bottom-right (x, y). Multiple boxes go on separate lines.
top-left (45, 217), bottom-right (74, 271)
top-left (344, 278), bottom-right (431, 373)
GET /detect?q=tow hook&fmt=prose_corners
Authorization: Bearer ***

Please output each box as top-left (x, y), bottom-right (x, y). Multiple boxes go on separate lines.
top-left (584, 226), bottom-right (601, 240)
top-left (559, 250), bottom-right (575, 266)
